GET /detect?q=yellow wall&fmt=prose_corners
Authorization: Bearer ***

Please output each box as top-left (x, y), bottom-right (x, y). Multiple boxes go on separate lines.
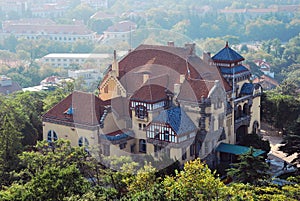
top-left (249, 96), bottom-right (261, 134)
top-left (99, 75), bottom-right (126, 101)
top-left (43, 122), bottom-right (99, 147)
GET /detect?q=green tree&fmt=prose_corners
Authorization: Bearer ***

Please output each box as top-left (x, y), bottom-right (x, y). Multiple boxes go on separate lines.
top-left (279, 116), bottom-right (300, 166)
top-left (163, 158), bottom-right (227, 200)
top-left (0, 114), bottom-right (22, 186)
top-left (227, 147), bottom-right (270, 185)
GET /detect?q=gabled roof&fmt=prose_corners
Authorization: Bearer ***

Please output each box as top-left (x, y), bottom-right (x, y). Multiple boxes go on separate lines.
top-left (43, 91), bottom-right (108, 126)
top-left (117, 44), bottom-right (231, 101)
top-left (130, 84), bottom-right (168, 103)
top-left (177, 79), bottom-right (215, 103)
top-left (212, 42), bottom-right (244, 63)
top-left (152, 107), bottom-right (197, 135)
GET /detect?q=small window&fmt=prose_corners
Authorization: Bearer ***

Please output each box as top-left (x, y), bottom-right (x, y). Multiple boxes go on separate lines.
top-left (182, 148), bottom-right (187, 160)
top-left (139, 139), bottom-right (146, 153)
top-left (139, 123), bottom-right (142, 130)
top-left (164, 130), bottom-right (169, 141)
top-left (135, 105), bottom-right (147, 119)
top-left (78, 137), bottom-right (89, 147)
top-left (154, 129), bottom-right (159, 139)
top-left (119, 143), bottom-right (126, 149)
top-left (47, 130), bottom-right (58, 142)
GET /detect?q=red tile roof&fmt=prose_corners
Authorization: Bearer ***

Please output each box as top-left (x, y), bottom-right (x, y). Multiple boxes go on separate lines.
top-left (177, 79), bottom-right (216, 103)
top-left (117, 44), bottom-right (231, 101)
top-left (130, 84), bottom-right (168, 103)
top-left (43, 91), bottom-right (108, 127)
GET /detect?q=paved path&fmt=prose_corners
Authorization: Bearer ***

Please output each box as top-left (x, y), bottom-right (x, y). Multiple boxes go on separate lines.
top-left (260, 123), bottom-right (298, 176)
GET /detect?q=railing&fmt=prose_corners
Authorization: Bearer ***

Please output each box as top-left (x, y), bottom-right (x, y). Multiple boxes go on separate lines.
top-left (234, 115), bottom-right (251, 127)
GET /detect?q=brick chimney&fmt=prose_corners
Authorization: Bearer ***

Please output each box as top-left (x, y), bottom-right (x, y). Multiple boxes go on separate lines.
top-left (202, 52), bottom-right (212, 64)
top-left (167, 41), bottom-right (175, 47)
top-left (185, 43), bottom-right (196, 56)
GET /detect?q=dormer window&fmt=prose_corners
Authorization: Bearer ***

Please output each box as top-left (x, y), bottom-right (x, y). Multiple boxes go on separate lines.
top-left (135, 105), bottom-right (147, 119)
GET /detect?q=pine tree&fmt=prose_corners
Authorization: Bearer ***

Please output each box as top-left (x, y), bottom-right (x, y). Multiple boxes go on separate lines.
top-left (227, 147), bottom-right (270, 185)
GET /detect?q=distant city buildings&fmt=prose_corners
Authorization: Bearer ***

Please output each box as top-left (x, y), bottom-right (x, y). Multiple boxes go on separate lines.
top-left (253, 75), bottom-right (279, 90)
top-left (39, 52), bottom-right (127, 68)
top-left (254, 59), bottom-right (274, 78)
top-left (81, 0), bottom-right (109, 9)
top-left (0, 19), bottom-right (96, 42)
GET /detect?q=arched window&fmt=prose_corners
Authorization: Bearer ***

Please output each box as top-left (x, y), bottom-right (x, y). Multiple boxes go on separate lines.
top-left (47, 130), bottom-right (58, 142)
top-left (78, 137), bottom-right (89, 147)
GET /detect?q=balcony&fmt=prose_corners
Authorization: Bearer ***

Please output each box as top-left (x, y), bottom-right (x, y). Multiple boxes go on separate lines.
top-left (234, 115), bottom-right (251, 128)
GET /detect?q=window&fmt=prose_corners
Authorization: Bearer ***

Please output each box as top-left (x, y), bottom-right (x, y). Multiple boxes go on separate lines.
top-left (139, 123), bottom-right (142, 130)
top-left (164, 130), bottom-right (169, 141)
top-left (139, 139), bottom-right (146, 153)
top-left (135, 105), bottom-right (147, 119)
top-left (78, 137), bottom-right (89, 147)
top-left (182, 148), bottom-right (187, 160)
top-left (47, 130), bottom-right (58, 142)
top-left (119, 143), bottom-right (126, 149)
top-left (154, 129), bottom-right (159, 139)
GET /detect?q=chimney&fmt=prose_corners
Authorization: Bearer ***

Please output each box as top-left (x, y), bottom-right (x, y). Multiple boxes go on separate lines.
top-left (167, 41), bottom-right (175, 47)
top-left (185, 43), bottom-right (196, 56)
top-left (174, 83), bottom-right (181, 97)
top-left (179, 74), bottom-right (185, 84)
top-left (112, 50), bottom-right (119, 77)
top-left (202, 52), bottom-right (211, 64)
top-left (143, 73), bottom-right (149, 83)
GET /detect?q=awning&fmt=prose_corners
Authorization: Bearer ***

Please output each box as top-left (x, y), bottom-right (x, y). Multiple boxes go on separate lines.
top-left (216, 143), bottom-right (265, 157)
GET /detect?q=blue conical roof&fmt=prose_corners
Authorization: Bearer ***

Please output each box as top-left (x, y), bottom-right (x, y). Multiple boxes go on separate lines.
top-left (212, 42), bottom-right (244, 62)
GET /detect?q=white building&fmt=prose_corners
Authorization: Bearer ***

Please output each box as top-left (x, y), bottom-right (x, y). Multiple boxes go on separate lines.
top-left (68, 69), bottom-right (102, 87)
top-left (39, 53), bottom-right (112, 68)
top-left (1, 19), bottom-right (96, 42)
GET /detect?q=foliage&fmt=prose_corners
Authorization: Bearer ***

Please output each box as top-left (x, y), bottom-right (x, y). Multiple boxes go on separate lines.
top-left (164, 158), bottom-right (227, 200)
top-left (226, 147), bottom-right (270, 185)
